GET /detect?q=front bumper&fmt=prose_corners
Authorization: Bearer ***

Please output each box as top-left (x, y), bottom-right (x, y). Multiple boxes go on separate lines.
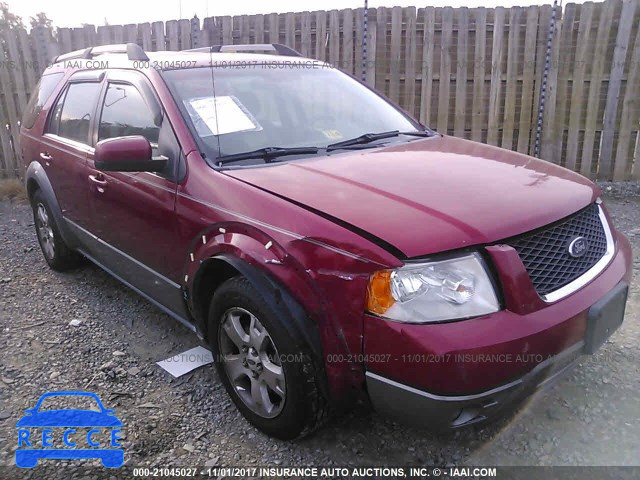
top-left (366, 340), bottom-right (585, 429)
top-left (364, 231), bottom-right (632, 428)
top-left (367, 280), bottom-right (628, 429)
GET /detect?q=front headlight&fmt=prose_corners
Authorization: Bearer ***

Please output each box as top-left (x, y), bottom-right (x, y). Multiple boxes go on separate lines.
top-left (366, 252), bottom-right (500, 323)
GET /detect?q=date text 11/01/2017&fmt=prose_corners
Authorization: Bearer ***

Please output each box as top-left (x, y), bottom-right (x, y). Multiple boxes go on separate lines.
top-left (131, 466), bottom-right (498, 478)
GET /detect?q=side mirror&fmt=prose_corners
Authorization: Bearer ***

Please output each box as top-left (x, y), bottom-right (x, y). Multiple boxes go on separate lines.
top-left (95, 135), bottom-right (167, 173)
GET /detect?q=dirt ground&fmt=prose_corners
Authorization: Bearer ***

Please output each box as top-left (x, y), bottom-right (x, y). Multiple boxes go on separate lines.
top-left (0, 185), bottom-right (638, 479)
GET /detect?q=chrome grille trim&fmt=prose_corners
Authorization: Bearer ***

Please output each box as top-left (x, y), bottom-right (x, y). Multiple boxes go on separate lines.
top-left (540, 205), bottom-right (614, 302)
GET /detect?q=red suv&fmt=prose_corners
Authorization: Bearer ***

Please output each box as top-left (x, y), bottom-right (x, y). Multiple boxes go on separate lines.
top-left (20, 43), bottom-right (632, 439)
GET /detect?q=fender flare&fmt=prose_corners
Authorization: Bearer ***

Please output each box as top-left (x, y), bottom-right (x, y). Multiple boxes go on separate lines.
top-left (203, 254), bottom-right (330, 400)
top-left (208, 253), bottom-right (325, 363)
top-left (24, 161), bottom-right (75, 246)
top-left (185, 224), bottom-right (359, 400)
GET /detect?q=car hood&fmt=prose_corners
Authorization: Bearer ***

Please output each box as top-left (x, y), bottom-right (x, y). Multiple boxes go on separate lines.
top-left (16, 410), bottom-right (123, 427)
top-left (225, 136), bottom-right (599, 258)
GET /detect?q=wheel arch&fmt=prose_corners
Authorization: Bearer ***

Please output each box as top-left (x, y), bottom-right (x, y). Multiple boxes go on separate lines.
top-left (190, 255), bottom-right (240, 335)
top-left (24, 161), bottom-right (75, 246)
top-left (192, 252), bottom-right (331, 402)
top-left (183, 221), bottom-right (369, 401)
top-left (191, 253), bottom-right (324, 363)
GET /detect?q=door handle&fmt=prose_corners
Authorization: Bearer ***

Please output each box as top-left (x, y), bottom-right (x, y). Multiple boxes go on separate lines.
top-left (39, 152), bottom-right (52, 161)
top-left (89, 174), bottom-right (108, 192)
top-left (89, 174), bottom-right (107, 186)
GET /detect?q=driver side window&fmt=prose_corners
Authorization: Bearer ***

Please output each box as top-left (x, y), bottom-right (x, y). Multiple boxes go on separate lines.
top-left (99, 83), bottom-right (159, 144)
top-left (98, 81), bottom-right (182, 180)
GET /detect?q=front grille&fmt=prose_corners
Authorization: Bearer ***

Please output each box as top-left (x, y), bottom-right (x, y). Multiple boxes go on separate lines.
top-left (507, 203), bottom-right (608, 297)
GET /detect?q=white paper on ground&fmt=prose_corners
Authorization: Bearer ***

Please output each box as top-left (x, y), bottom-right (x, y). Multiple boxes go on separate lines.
top-left (156, 346), bottom-right (214, 378)
top-left (187, 95), bottom-right (260, 136)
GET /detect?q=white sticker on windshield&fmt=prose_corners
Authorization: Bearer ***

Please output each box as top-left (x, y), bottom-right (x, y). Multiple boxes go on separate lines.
top-left (185, 95), bottom-right (261, 136)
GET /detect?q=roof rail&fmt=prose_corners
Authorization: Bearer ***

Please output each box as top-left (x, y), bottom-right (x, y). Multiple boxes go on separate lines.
top-left (51, 42), bottom-right (149, 64)
top-left (186, 43), bottom-right (302, 57)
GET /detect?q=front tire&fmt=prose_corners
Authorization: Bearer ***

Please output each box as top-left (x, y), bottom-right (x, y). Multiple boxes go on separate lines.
top-left (208, 276), bottom-right (328, 439)
top-left (31, 189), bottom-right (83, 271)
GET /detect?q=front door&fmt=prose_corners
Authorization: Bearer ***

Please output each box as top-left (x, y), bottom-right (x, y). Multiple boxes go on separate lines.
top-left (85, 70), bottom-right (189, 321)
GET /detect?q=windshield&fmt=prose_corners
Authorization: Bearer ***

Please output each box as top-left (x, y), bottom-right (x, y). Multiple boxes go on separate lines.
top-left (163, 64), bottom-right (423, 165)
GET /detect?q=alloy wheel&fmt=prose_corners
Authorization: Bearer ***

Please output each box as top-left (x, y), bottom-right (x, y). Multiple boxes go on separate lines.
top-left (218, 307), bottom-right (286, 418)
top-left (36, 203), bottom-right (55, 260)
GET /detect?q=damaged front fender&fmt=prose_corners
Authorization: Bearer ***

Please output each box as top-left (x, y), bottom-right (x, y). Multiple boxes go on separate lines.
top-left (182, 223), bottom-right (384, 400)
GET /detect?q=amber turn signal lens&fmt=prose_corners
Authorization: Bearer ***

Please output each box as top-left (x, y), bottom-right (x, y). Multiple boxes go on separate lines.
top-left (366, 271), bottom-right (395, 314)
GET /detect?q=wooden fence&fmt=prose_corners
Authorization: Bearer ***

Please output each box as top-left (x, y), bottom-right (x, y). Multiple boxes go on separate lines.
top-left (0, 0), bottom-right (639, 180)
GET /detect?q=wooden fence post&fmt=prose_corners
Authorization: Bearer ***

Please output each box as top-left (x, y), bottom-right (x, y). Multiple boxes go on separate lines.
top-left (540, 5), bottom-right (562, 162)
top-left (453, 7), bottom-right (468, 138)
top-left (502, 7), bottom-right (522, 150)
top-left (0, 33), bottom-right (22, 176)
top-left (167, 20), bottom-right (180, 51)
top-left (580, 0), bottom-right (618, 178)
top-left (548, 3), bottom-right (576, 164)
top-left (151, 21), bottom-right (165, 51)
top-left (374, 7), bottom-right (387, 93)
top-left (124, 24), bottom-right (138, 44)
top-left (470, 7), bottom-right (486, 142)
top-left (517, 6), bottom-right (539, 154)
top-left (179, 19), bottom-right (191, 50)
top-left (487, 7), bottom-right (506, 146)
top-left (565, 2), bottom-right (594, 172)
top-left (365, 8), bottom-right (376, 87)
top-left (33, 26), bottom-right (50, 74)
top-left (140, 23), bottom-right (152, 51)
top-left (614, 10), bottom-right (640, 180)
top-left (600, 0), bottom-right (638, 179)
top-left (404, 7), bottom-right (418, 119)
top-left (342, 9), bottom-right (355, 75)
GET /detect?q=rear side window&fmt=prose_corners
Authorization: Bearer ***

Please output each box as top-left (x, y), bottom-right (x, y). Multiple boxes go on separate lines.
top-left (21, 73), bottom-right (64, 129)
top-left (98, 83), bottom-right (159, 144)
top-left (47, 82), bottom-right (102, 145)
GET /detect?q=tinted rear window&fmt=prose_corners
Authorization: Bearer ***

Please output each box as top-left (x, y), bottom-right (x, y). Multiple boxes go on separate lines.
top-left (21, 73), bottom-right (64, 129)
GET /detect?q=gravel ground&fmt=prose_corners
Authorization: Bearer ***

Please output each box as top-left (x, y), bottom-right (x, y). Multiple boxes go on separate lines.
top-left (0, 184), bottom-right (638, 479)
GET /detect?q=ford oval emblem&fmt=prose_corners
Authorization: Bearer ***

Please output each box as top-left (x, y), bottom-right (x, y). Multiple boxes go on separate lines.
top-left (567, 236), bottom-right (589, 258)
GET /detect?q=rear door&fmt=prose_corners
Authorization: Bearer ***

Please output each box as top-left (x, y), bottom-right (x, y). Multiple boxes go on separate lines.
top-left (20, 72), bottom-right (65, 172)
top-left (41, 72), bottom-right (104, 227)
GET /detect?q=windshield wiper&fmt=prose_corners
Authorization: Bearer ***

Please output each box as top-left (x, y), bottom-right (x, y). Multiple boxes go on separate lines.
top-left (216, 146), bottom-right (320, 165)
top-left (327, 130), bottom-right (434, 150)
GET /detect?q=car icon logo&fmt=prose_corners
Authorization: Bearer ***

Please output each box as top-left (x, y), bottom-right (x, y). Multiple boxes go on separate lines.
top-left (567, 236), bottom-right (589, 258)
top-left (15, 391), bottom-right (124, 468)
